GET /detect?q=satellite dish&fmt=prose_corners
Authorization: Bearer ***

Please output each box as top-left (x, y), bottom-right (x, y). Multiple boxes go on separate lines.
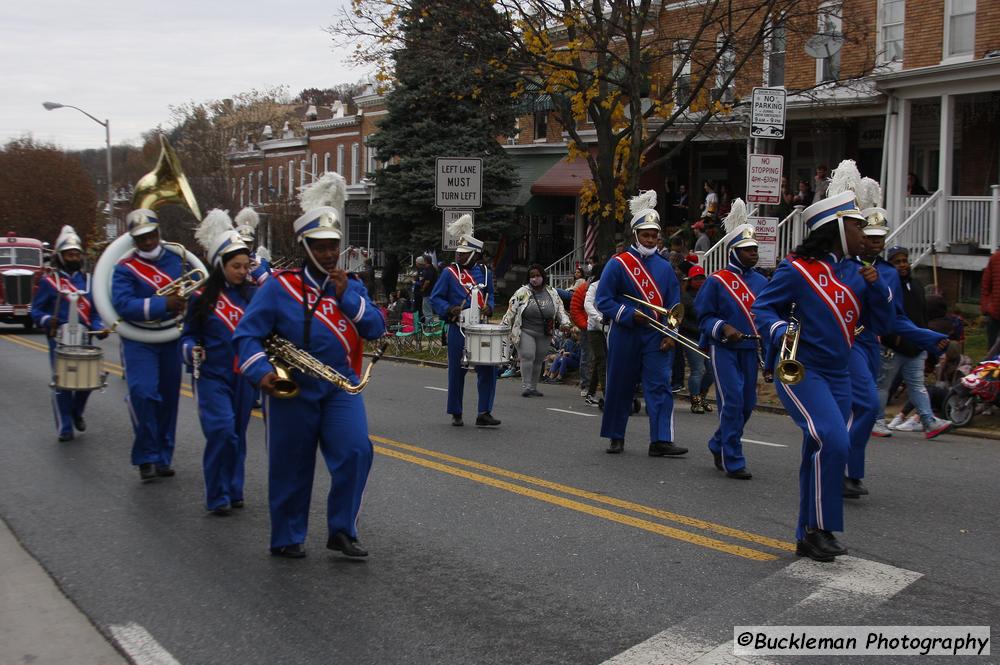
top-left (805, 34), bottom-right (844, 59)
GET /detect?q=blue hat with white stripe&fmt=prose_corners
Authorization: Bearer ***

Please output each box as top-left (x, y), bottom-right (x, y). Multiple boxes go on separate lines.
top-left (293, 207), bottom-right (342, 242)
top-left (126, 208), bottom-right (159, 237)
top-left (801, 191), bottom-right (865, 232)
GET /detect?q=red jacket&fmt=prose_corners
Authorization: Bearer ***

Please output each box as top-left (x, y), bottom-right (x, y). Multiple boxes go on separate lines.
top-left (569, 282), bottom-right (589, 329)
top-left (981, 251), bottom-right (1000, 319)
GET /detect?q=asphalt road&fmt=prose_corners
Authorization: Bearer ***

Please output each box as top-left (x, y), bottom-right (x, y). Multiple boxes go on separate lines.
top-left (0, 326), bottom-right (997, 665)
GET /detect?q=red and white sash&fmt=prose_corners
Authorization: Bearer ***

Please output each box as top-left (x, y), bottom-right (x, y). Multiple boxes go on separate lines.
top-left (790, 259), bottom-right (860, 345)
top-left (212, 292), bottom-right (245, 332)
top-left (447, 265), bottom-right (486, 308)
top-left (120, 256), bottom-right (175, 292)
top-left (275, 271), bottom-right (362, 375)
top-left (45, 275), bottom-right (91, 326)
top-left (613, 251), bottom-right (664, 311)
top-left (712, 269), bottom-right (757, 333)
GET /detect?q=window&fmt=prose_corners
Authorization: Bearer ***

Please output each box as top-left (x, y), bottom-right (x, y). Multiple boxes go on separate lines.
top-left (324, 152), bottom-right (331, 175)
top-left (946, 0), bottom-right (975, 57)
top-left (534, 110), bottom-right (548, 140)
top-left (247, 172), bottom-right (254, 205)
top-left (817, 2), bottom-right (843, 83)
top-left (257, 170), bottom-right (263, 204)
top-left (288, 160), bottom-right (294, 196)
top-left (351, 143), bottom-right (360, 183)
top-left (713, 33), bottom-right (735, 102)
top-left (880, 0), bottom-right (904, 62)
top-left (337, 145), bottom-right (345, 175)
top-left (0, 247), bottom-right (42, 267)
top-left (673, 40), bottom-right (692, 106)
top-left (300, 159), bottom-right (306, 187)
top-left (311, 154), bottom-right (318, 181)
top-left (267, 167), bottom-right (273, 189)
top-left (766, 19), bottom-right (787, 86)
top-left (277, 166), bottom-right (283, 197)
top-left (239, 177), bottom-right (245, 207)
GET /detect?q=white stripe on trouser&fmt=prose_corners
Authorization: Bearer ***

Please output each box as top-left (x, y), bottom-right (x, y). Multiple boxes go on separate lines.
top-left (780, 382), bottom-right (826, 531)
top-left (50, 391), bottom-right (64, 434)
top-left (709, 345), bottom-right (727, 471)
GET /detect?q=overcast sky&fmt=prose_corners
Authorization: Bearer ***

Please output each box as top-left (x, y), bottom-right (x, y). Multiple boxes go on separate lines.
top-left (1, 0), bottom-right (367, 151)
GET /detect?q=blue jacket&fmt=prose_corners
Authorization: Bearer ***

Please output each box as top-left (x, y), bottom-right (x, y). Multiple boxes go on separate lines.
top-left (429, 263), bottom-right (495, 318)
top-left (180, 284), bottom-right (254, 379)
top-left (30, 270), bottom-right (104, 331)
top-left (853, 256), bottom-right (944, 355)
top-left (233, 266), bottom-right (385, 389)
top-left (695, 260), bottom-right (769, 350)
top-left (752, 254), bottom-right (893, 372)
top-left (596, 248), bottom-right (680, 353)
top-left (111, 248), bottom-right (185, 324)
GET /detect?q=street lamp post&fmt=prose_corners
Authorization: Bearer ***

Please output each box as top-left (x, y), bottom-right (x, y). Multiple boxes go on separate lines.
top-left (43, 102), bottom-right (114, 236)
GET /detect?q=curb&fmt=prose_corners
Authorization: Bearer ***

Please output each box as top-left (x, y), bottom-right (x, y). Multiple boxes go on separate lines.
top-left (368, 353), bottom-right (1000, 441)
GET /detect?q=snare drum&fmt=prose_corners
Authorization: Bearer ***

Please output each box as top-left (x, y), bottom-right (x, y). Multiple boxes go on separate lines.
top-left (461, 323), bottom-right (512, 366)
top-left (53, 345), bottom-right (106, 391)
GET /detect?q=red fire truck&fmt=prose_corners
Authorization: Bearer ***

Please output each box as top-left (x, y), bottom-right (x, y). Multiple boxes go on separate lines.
top-left (0, 232), bottom-right (46, 330)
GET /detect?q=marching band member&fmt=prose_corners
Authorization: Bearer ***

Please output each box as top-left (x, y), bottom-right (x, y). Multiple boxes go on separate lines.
top-left (695, 200), bottom-right (767, 479)
top-left (752, 185), bottom-right (893, 562)
top-left (235, 207), bottom-right (271, 286)
top-left (596, 190), bottom-right (687, 457)
top-left (234, 172), bottom-right (385, 559)
top-left (181, 210), bottom-right (254, 516)
top-left (112, 210), bottom-right (187, 481)
top-left (844, 176), bottom-right (949, 498)
top-left (31, 225), bottom-right (107, 442)
top-left (429, 214), bottom-right (501, 428)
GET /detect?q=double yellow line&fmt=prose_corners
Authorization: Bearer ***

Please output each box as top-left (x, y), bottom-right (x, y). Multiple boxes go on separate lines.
top-left (1, 333), bottom-right (794, 561)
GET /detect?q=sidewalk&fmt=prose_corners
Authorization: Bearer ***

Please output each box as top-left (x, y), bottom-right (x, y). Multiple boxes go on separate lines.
top-left (0, 517), bottom-right (126, 665)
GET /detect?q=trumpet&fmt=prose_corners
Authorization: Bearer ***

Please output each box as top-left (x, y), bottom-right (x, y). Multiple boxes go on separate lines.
top-left (776, 304), bottom-right (805, 385)
top-left (623, 294), bottom-right (709, 360)
top-left (154, 268), bottom-right (208, 298)
top-left (264, 333), bottom-right (386, 398)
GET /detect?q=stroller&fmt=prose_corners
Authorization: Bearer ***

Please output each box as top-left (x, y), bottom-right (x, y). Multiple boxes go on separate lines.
top-left (944, 356), bottom-right (1000, 428)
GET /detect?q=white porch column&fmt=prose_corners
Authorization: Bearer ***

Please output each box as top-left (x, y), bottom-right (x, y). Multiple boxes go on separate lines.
top-left (574, 196), bottom-right (583, 262)
top-left (936, 94), bottom-right (955, 251)
top-left (890, 98), bottom-right (910, 224)
top-left (990, 184), bottom-right (1000, 251)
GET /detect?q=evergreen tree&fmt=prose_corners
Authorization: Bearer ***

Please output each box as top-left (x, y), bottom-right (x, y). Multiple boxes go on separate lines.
top-left (367, 0), bottom-right (518, 255)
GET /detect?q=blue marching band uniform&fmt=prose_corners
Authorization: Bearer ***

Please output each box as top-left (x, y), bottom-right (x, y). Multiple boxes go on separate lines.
top-left (753, 188), bottom-right (893, 560)
top-left (234, 180), bottom-right (385, 558)
top-left (695, 201), bottom-right (768, 478)
top-left (596, 191), bottom-right (687, 456)
top-left (430, 218), bottom-right (500, 428)
top-left (112, 210), bottom-right (184, 477)
top-left (31, 226), bottom-right (105, 441)
top-left (181, 212), bottom-right (255, 514)
top-left (235, 206), bottom-right (271, 286)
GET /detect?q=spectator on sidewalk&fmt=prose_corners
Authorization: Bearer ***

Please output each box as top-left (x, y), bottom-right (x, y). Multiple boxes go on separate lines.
top-left (812, 164), bottom-right (829, 203)
top-left (679, 264), bottom-right (714, 413)
top-left (980, 247), bottom-right (1000, 350)
top-left (692, 220), bottom-right (712, 252)
top-left (569, 268), bottom-right (592, 394)
top-left (419, 254), bottom-right (439, 324)
top-left (583, 263), bottom-right (607, 406)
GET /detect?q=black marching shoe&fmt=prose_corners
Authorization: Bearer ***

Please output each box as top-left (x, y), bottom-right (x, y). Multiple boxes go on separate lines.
top-left (270, 544), bottom-right (306, 559)
top-left (796, 530), bottom-right (836, 562)
top-left (327, 532), bottom-right (369, 558)
top-left (712, 451), bottom-right (723, 471)
top-left (726, 467), bottom-right (753, 480)
top-left (476, 412), bottom-right (501, 427)
top-left (58, 432), bottom-right (73, 442)
top-left (648, 441), bottom-right (688, 457)
top-left (231, 499), bottom-right (245, 509)
top-left (210, 504), bottom-right (232, 517)
top-left (817, 529), bottom-right (848, 556)
top-left (155, 465), bottom-right (176, 478)
top-left (73, 417), bottom-right (86, 432)
top-left (606, 438), bottom-right (624, 454)
top-left (451, 414), bottom-right (464, 427)
top-left (843, 477), bottom-right (868, 498)
top-left (139, 463), bottom-right (156, 481)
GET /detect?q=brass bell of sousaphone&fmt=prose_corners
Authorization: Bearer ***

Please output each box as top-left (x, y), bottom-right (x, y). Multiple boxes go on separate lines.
top-left (131, 133), bottom-right (202, 220)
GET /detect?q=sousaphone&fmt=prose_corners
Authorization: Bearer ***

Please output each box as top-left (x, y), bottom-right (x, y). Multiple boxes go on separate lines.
top-left (92, 134), bottom-right (207, 343)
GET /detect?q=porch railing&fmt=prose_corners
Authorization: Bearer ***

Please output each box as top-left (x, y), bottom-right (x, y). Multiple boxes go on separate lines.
top-left (545, 243), bottom-right (585, 290)
top-left (885, 190), bottom-right (942, 268)
top-left (901, 190), bottom-right (999, 251)
top-left (700, 206), bottom-right (802, 275)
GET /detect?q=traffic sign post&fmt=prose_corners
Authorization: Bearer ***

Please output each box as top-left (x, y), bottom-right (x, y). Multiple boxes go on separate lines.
top-left (750, 88), bottom-right (786, 140)
top-left (442, 210), bottom-right (474, 251)
top-left (436, 157), bottom-right (483, 209)
top-left (750, 216), bottom-right (779, 268)
top-left (747, 154), bottom-right (784, 206)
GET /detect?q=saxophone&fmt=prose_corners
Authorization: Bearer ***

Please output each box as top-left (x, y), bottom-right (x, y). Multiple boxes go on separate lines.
top-left (264, 334), bottom-right (386, 398)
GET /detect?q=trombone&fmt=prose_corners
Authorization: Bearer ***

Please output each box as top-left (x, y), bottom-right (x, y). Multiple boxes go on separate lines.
top-left (776, 304), bottom-right (805, 385)
top-left (623, 294), bottom-right (709, 360)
